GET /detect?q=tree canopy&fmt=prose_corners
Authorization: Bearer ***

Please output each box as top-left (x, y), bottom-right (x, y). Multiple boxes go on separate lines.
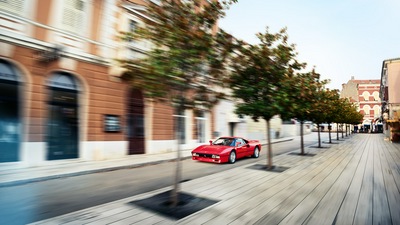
top-left (229, 27), bottom-right (304, 169)
top-left (120, 0), bottom-right (237, 110)
top-left (230, 27), bottom-right (304, 122)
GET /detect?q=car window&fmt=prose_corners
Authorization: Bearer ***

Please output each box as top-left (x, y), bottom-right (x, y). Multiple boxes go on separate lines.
top-left (229, 139), bottom-right (236, 146)
top-left (236, 139), bottom-right (245, 146)
top-left (213, 138), bottom-right (234, 146)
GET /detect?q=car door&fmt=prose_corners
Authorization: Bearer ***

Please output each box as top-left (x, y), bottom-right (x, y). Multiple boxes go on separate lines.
top-left (243, 139), bottom-right (253, 156)
top-left (235, 138), bottom-right (247, 158)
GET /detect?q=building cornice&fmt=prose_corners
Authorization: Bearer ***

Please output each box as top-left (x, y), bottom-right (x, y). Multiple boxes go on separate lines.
top-left (0, 33), bottom-right (110, 65)
top-left (383, 57), bottom-right (400, 63)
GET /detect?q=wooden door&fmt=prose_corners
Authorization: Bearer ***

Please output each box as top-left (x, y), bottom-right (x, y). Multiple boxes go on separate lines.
top-left (127, 89), bottom-right (145, 154)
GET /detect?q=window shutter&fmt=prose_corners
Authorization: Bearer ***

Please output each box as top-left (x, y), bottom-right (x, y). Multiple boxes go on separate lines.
top-left (0, 0), bottom-right (25, 15)
top-left (62, 0), bottom-right (85, 34)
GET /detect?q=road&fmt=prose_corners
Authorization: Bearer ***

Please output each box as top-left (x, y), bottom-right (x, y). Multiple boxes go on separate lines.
top-left (0, 132), bottom-right (333, 224)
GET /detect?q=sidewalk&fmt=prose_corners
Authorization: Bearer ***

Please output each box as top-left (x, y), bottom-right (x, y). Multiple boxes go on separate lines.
top-left (29, 134), bottom-right (400, 225)
top-left (0, 137), bottom-right (293, 187)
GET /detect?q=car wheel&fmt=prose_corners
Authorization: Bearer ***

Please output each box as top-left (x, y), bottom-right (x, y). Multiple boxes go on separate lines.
top-left (252, 147), bottom-right (260, 158)
top-left (228, 151), bottom-right (236, 164)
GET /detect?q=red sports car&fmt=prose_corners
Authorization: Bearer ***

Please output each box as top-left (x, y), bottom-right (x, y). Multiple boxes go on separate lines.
top-left (191, 137), bottom-right (261, 164)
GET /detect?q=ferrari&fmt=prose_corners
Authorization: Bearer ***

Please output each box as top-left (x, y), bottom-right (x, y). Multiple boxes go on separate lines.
top-left (191, 137), bottom-right (261, 164)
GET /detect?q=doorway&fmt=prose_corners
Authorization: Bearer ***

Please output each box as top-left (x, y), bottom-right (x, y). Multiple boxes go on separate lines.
top-left (229, 122), bottom-right (236, 137)
top-left (127, 89), bottom-right (145, 154)
top-left (0, 60), bottom-right (21, 162)
top-left (47, 72), bottom-right (79, 160)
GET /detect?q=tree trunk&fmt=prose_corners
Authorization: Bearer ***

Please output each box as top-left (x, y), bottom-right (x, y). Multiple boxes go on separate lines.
top-left (300, 121), bottom-right (304, 155)
top-left (171, 94), bottom-right (184, 207)
top-left (266, 119), bottom-right (273, 170)
top-left (171, 119), bottom-right (182, 207)
top-left (341, 124), bottom-right (344, 138)
top-left (318, 123), bottom-right (321, 148)
top-left (337, 123), bottom-right (339, 140)
top-left (345, 124), bottom-right (348, 137)
top-left (328, 124), bottom-right (332, 143)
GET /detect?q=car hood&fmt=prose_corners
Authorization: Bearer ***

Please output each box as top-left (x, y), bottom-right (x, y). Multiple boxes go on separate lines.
top-left (192, 145), bottom-right (231, 154)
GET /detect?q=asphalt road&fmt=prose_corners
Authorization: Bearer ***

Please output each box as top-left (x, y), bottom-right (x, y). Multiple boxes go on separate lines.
top-left (0, 132), bottom-right (331, 224)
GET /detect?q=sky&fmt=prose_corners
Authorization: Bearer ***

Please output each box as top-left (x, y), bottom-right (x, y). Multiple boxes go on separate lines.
top-left (218, 0), bottom-right (400, 90)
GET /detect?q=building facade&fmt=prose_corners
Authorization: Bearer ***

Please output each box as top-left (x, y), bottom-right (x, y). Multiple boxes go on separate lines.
top-left (1, 0), bottom-right (125, 165)
top-left (0, 0), bottom-right (213, 166)
top-left (1, 0), bottom-right (297, 167)
top-left (380, 58), bottom-right (400, 142)
top-left (118, 0), bottom-right (213, 154)
top-left (341, 76), bottom-right (382, 132)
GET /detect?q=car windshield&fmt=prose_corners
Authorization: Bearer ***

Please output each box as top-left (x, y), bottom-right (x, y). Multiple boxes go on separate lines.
top-left (213, 138), bottom-right (235, 146)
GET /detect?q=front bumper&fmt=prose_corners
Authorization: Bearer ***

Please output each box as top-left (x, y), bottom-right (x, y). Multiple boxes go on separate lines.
top-left (192, 156), bottom-right (222, 163)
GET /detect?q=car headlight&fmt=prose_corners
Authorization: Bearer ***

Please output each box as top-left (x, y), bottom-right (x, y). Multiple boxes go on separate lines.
top-left (212, 155), bottom-right (220, 159)
top-left (192, 153), bottom-right (199, 157)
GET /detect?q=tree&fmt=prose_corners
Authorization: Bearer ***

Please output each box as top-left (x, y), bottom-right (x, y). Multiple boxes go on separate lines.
top-left (229, 27), bottom-right (303, 169)
top-left (300, 72), bottom-right (332, 148)
top-left (120, 0), bottom-right (237, 207)
top-left (288, 69), bottom-right (328, 154)
top-left (335, 99), bottom-right (362, 137)
top-left (335, 99), bottom-right (347, 141)
top-left (347, 106), bottom-right (364, 132)
top-left (323, 89), bottom-right (341, 144)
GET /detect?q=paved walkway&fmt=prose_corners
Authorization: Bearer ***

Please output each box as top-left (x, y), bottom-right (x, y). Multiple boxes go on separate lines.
top-left (27, 134), bottom-right (400, 225)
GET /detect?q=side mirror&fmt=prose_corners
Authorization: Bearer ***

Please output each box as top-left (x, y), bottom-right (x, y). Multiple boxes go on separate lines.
top-left (209, 140), bottom-right (213, 145)
top-left (246, 144), bottom-right (250, 148)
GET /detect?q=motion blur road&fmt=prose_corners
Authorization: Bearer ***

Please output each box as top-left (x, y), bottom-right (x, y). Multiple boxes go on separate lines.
top-left (0, 132), bottom-right (332, 224)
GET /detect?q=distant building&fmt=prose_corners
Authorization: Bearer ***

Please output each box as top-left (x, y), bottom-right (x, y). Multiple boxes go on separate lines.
top-left (380, 58), bottom-right (400, 142)
top-left (341, 76), bottom-right (382, 132)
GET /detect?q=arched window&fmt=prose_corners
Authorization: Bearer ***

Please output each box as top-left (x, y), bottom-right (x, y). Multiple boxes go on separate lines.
top-left (362, 91), bottom-right (369, 101)
top-left (0, 60), bottom-right (22, 82)
top-left (373, 91), bottom-right (380, 101)
top-left (373, 105), bottom-right (380, 117)
top-left (363, 105), bottom-right (371, 116)
top-left (47, 72), bottom-right (80, 91)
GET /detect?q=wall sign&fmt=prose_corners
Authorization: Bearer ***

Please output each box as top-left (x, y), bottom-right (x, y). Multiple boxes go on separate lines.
top-left (104, 115), bottom-right (121, 132)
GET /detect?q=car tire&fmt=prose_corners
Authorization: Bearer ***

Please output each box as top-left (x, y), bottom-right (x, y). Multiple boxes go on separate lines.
top-left (252, 147), bottom-right (260, 158)
top-left (228, 151), bottom-right (236, 164)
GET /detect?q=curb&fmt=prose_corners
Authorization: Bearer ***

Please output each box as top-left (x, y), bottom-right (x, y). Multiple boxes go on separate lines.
top-left (262, 138), bottom-right (294, 146)
top-left (0, 156), bottom-right (192, 188)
